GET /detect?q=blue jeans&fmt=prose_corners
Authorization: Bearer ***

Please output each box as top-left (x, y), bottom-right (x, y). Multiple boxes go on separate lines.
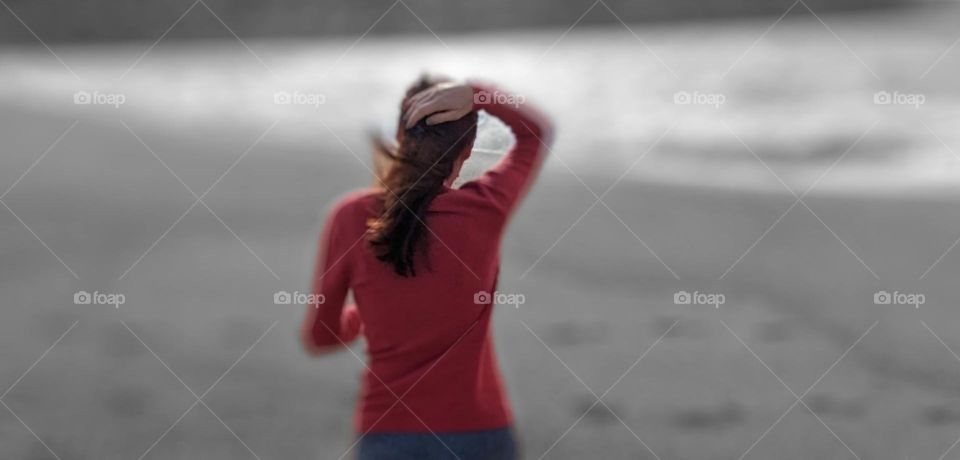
top-left (357, 427), bottom-right (517, 460)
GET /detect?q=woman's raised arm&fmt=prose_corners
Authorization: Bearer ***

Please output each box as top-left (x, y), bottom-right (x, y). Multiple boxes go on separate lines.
top-left (464, 81), bottom-right (554, 215)
top-left (403, 80), bottom-right (554, 215)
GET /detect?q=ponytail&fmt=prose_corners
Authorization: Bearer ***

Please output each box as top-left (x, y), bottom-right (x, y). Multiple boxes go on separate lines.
top-left (367, 77), bottom-right (478, 276)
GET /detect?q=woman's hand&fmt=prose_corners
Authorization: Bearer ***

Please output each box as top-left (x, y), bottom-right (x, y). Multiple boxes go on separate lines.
top-left (403, 82), bottom-right (474, 128)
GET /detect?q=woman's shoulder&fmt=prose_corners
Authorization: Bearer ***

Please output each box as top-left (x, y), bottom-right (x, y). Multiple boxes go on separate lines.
top-left (326, 187), bottom-right (382, 221)
top-left (337, 187), bottom-right (382, 206)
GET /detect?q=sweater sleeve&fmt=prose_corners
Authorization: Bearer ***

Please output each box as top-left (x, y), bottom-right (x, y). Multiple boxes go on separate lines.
top-left (461, 82), bottom-right (554, 217)
top-left (301, 201), bottom-right (363, 354)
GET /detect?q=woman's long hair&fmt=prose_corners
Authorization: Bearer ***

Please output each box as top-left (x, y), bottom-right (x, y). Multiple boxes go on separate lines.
top-left (366, 76), bottom-right (478, 277)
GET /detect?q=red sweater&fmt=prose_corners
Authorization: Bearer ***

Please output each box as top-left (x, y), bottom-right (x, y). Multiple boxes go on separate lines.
top-left (302, 83), bottom-right (552, 434)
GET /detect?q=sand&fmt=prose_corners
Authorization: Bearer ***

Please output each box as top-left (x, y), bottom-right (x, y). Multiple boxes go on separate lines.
top-left (3, 5), bottom-right (960, 458)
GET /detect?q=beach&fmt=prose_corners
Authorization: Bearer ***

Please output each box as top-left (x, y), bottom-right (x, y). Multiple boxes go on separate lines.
top-left (3, 4), bottom-right (960, 458)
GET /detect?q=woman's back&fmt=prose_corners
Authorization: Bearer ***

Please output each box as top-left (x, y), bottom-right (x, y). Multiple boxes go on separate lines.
top-left (302, 78), bottom-right (553, 452)
top-left (328, 185), bottom-right (513, 433)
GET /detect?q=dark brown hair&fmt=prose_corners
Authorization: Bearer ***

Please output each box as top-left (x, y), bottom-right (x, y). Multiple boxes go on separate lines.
top-left (366, 75), bottom-right (478, 276)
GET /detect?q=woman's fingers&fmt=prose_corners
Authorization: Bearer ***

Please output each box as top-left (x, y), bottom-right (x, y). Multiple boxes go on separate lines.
top-left (405, 98), bottom-right (449, 128)
top-left (407, 102), bottom-right (463, 128)
top-left (403, 89), bottom-right (433, 111)
top-left (401, 90), bottom-right (436, 126)
top-left (425, 109), bottom-right (468, 126)
top-left (402, 83), bottom-right (473, 128)
top-left (404, 101), bottom-right (435, 128)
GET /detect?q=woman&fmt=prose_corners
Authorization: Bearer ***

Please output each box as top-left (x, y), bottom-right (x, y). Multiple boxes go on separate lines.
top-left (302, 75), bottom-right (552, 459)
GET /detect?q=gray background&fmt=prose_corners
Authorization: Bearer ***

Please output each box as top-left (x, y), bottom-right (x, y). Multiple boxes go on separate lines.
top-left (3, 0), bottom-right (960, 459)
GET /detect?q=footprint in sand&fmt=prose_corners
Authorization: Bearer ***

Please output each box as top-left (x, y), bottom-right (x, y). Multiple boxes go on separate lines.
top-left (652, 315), bottom-right (709, 340)
top-left (674, 401), bottom-right (745, 430)
top-left (922, 402), bottom-right (960, 425)
top-left (571, 395), bottom-right (621, 424)
top-left (542, 321), bottom-right (607, 347)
